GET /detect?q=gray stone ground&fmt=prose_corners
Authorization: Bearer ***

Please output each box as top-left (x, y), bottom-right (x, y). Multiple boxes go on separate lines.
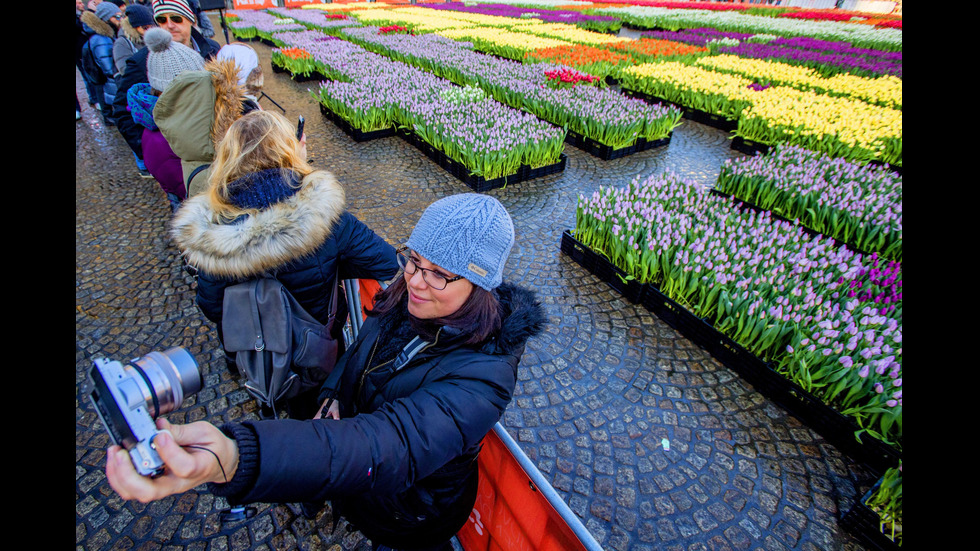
top-left (76, 17), bottom-right (876, 551)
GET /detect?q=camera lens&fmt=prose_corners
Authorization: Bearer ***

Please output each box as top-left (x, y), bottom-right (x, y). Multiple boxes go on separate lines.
top-left (131, 347), bottom-right (202, 417)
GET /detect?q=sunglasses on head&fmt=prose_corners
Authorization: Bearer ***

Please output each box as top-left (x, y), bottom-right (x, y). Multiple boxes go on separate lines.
top-left (155, 14), bottom-right (184, 25)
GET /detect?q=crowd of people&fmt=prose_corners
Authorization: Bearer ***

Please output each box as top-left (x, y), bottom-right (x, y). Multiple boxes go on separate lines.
top-left (79, 2), bottom-right (548, 550)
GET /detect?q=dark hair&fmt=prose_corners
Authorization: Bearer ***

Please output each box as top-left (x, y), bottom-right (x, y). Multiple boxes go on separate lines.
top-left (369, 275), bottom-right (501, 346)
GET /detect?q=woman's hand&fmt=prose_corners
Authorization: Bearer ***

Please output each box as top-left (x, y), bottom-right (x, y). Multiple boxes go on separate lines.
top-left (106, 419), bottom-right (239, 503)
top-left (314, 398), bottom-right (340, 420)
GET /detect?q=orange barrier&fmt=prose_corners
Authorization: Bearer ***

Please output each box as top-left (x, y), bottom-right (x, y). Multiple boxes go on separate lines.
top-left (458, 425), bottom-right (603, 551)
top-left (231, 0), bottom-right (276, 9)
top-left (358, 279), bottom-right (382, 320)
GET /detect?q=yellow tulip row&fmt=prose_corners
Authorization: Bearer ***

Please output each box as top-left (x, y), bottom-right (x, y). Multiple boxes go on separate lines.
top-left (438, 26), bottom-right (570, 53)
top-left (694, 54), bottom-right (902, 109)
top-left (742, 87), bottom-right (902, 151)
top-left (621, 61), bottom-right (755, 100)
top-left (351, 6), bottom-right (534, 30)
top-left (302, 2), bottom-right (394, 12)
top-left (345, 6), bottom-right (628, 51)
top-left (621, 61), bottom-right (901, 160)
top-left (510, 22), bottom-right (631, 47)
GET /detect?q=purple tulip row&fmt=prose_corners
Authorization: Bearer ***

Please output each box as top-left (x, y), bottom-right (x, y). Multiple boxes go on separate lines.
top-left (229, 8), bottom-right (305, 36)
top-left (720, 42), bottom-right (902, 79)
top-left (273, 29), bottom-right (566, 178)
top-left (640, 27), bottom-right (901, 78)
top-left (422, 2), bottom-right (620, 26)
top-left (338, 26), bottom-right (681, 148)
top-left (641, 27), bottom-right (755, 45)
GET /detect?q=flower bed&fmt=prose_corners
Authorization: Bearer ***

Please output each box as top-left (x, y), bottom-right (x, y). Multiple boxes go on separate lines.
top-left (273, 29), bottom-right (567, 187)
top-left (270, 46), bottom-right (322, 79)
top-left (563, 169), bottom-right (903, 541)
top-left (347, 5), bottom-right (518, 32)
top-left (693, 54), bottom-right (902, 109)
top-left (593, 5), bottom-right (902, 51)
top-left (337, 26), bottom-right (682, 152)
top-left (618, 61), bottom-right (755, 122)
top-left (229, 10), bottom-right (305, 45)
top-left (715, 144), bottom-right (902, 262)
top-left (423, 2), bottom-right (623, 33)
top-left (737, 85), bottom-right (901, 167)
top-left (572, 172), bottom-right (902, 451)
top-left (270, 7), bottom-right (363, 35)
top-left (718, 40), bottom-right (902, 80)
top-left (438, 25), bottom-right (570, 58)
top-left (642, 28), bottom-right (902, 79)
top-left (524, 44), bottom-right (635, 80)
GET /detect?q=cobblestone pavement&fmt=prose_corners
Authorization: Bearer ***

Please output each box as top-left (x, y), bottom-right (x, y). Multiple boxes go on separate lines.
top-left (76, 18), bottom-right (877, 551)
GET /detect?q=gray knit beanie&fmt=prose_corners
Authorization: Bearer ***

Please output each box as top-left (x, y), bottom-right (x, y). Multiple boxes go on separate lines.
top-left (145, 27), bottom-right (205, 92)
top-left (95, 2), bottom-right (122, 22)
top-left (405, 194), bottom-right (515, 291)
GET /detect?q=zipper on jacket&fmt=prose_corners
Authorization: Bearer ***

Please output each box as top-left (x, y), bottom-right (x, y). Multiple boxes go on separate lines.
top-left (356, 328), bottom-right (442, 400)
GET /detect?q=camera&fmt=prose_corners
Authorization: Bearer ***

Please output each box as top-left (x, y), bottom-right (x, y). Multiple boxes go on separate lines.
top-left (87, 347), bottom-right (202, 477)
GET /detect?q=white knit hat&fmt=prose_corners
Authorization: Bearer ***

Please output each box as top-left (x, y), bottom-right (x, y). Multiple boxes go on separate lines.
top-left (217, 43), bottom-right (260, 88)
top-left (145, 27), bottom-right (205, 92)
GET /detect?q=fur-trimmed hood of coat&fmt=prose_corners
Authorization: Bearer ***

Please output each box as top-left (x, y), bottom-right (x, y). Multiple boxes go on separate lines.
top-left (118, 16), bottom-right (145, 45)
top-left (209, 58), bottom-right (248, 149)
top-left (171, 170), bottom-right (346, 280)
top-left (486, 283), bottom-right (547, 357)
top-left (81, 11), bottom-right (115, 38)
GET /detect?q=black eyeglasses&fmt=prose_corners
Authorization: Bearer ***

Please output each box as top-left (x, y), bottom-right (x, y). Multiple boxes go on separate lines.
top-left (155, 14), bottom-right (184, 25)
top-left (396, 247), bottom-right (464, 291)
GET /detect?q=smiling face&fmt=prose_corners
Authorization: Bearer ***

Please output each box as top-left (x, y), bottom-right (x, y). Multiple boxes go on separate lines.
top-left (402, 250), bottom-right (474, 320)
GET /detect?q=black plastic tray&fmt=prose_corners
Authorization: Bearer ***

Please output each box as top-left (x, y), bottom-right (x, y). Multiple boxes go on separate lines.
top-left (318, 103), bottom-right (398, 143)
top-left (841, 480), bottom-right (901, 551)
top-left (399, 130), bottom-right (567, 192)
top-left (558, 230), bottom-right (643, 304)
top-left (623, 89), bottom-right (739, 132)
top-left (565, 129), bottom-right (671, 161)
top-left (271, 60), bottom-right (326, 83)
top-left (560, 229), bottom-right (901, 474)
top-left (730, 135), bottom-right (770, 156)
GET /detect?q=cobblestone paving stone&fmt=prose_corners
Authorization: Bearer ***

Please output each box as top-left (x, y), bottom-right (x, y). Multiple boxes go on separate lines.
top-left (76, 17), bottom-right (877, 551)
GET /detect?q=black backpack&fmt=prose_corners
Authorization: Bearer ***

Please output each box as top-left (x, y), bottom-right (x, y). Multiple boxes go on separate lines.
top-left (81, 41), bottom-right (107, 86)
top-left (221, 275), bottom-right (341, 419)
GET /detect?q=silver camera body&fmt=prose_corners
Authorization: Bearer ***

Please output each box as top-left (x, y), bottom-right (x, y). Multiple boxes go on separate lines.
top-left (87, 347), bottom-right (202, 477)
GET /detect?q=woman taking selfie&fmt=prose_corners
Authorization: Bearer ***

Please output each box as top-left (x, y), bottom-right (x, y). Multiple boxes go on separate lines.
top-left (108, 192), bottom-right (546, 551)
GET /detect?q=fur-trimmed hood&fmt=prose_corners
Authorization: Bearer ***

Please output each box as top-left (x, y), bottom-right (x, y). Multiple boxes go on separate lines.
top-left (171, 170), bottom-right (346, 280)
top-left (81, 11), bottom-right (115, 38)
top-left (208, 58), bottom-right (248, 149)
top-left (118, 16), bottom-right (145, 45)
top-left (487, 283), bottom-right (547, 356)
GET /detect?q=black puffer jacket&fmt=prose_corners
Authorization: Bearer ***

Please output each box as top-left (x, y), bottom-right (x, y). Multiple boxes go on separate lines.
top-left (210, 283), bottom-right (546, 549)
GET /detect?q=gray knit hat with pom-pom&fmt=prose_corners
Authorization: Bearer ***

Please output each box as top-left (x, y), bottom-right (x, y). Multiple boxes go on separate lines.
top-left (145, 27), bottom-right (205, 92)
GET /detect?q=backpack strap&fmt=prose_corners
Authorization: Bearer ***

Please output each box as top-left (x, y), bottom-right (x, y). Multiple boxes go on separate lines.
top-left (393, 336), bottom-right (429, 373)
top-left (187, 163), bottom-right (211, 190)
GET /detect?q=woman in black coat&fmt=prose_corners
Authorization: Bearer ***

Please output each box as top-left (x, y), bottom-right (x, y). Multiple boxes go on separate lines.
top-left (170, 110), bottom-right (400, 418)
top-left (108, 192), bottom-right (546, 551)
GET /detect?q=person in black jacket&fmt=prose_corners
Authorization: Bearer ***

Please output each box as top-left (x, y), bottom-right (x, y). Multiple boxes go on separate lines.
top-left (113, 0), bottom-right (220, 178)
top-left (107, 190), bottom-right (547, 551)
top-left (169, 109), bottom-right (400, 419)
